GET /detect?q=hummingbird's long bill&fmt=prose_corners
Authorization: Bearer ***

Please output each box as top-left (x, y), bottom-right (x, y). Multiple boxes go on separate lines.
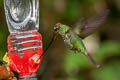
top-left (40, 31), bottom-right (59, 57)
top-left (84, 53), bottom-right (100, 68)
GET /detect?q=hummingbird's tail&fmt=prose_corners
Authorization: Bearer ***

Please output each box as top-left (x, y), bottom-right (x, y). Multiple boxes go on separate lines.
top-left (84, 53), bottom-right (100, 68)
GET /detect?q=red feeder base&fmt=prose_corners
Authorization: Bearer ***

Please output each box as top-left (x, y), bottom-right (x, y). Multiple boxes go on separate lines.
top-left (8, 31), bottom-right (43, 78)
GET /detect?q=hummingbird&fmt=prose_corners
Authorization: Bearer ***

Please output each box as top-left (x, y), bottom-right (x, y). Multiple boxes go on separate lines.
top-left (53, 11), bottom-right (109, 68)
top-left (42, 10), bottom-right (109, 68)
top-left (54, 23), bottom-right (100, 68)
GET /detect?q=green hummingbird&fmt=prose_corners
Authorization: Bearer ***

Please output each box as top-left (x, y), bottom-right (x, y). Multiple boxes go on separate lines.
top-left (54, 23), bottom-right (100, 68)
top-left (42, 10), bottom-right (109, 68)
top-left (53, 11), bottom-right (109, 68)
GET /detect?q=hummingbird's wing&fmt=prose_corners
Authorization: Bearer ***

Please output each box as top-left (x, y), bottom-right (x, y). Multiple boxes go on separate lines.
top-left (73, 10), bottom-right (109, 39)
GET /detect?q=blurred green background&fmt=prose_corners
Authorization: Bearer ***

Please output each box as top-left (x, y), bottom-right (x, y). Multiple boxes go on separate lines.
top-left (1, 0), bottom-right (120, 80)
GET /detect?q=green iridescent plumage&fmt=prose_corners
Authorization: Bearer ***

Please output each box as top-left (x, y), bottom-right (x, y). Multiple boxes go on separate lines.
top-left (55, 23), bottom-right (87, 54)
top-left (54, 23), bottom-right (99, 68)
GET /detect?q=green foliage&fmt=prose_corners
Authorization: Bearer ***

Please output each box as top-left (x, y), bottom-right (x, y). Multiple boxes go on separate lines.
top-left (63, 50), bottom-right (90, 72)
top-left (64, 0), bottom-right (81, 21)
top-left (92, 62), bottom-right (120, 80)
top-left (96, 40), bottom-right (120, 60)
top-left (0, 0), bottom-right (4, 8)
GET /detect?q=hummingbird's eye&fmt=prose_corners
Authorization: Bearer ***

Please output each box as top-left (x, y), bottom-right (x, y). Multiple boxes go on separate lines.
top-left (54, 26), bottom-right (59, 32)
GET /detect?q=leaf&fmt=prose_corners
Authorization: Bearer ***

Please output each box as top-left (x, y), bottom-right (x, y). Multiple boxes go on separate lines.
top-left (3, 52), bottom-right (9, 65)
top-left (92, 62), bottom-right (120, 80)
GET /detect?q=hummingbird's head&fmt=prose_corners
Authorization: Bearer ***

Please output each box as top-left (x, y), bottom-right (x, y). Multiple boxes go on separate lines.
top-left (54, 23), bottom-right (70, 34)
